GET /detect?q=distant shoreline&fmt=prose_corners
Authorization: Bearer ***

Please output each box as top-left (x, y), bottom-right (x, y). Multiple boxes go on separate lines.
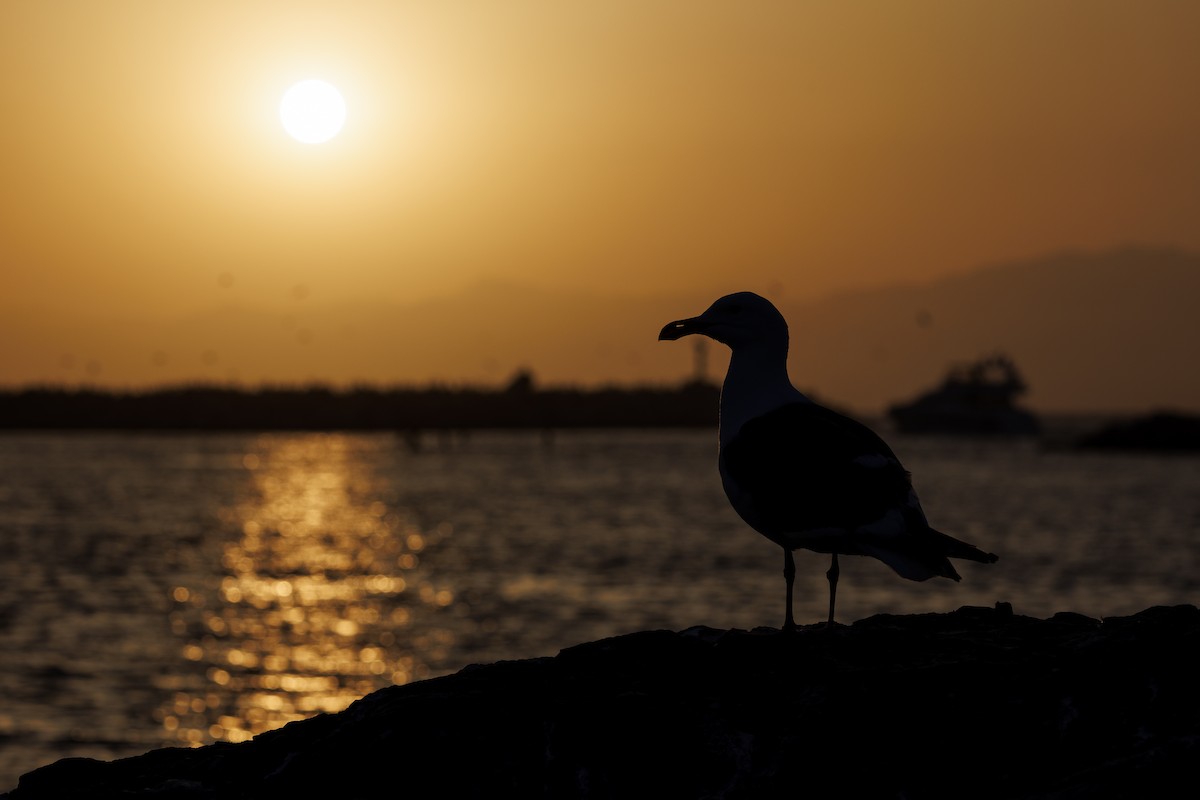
top-left (0, 382), bottom-right (721, 431)
top-left (0, 384), bottom-right (1170, 443)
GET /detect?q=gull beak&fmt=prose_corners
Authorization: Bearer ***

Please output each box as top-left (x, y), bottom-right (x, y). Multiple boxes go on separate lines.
top-left (658, 316), bottom-right (706, 341)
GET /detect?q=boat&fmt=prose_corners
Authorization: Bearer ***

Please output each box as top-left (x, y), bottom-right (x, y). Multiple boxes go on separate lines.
top-left (888, 354), bottom-right (1040, 436)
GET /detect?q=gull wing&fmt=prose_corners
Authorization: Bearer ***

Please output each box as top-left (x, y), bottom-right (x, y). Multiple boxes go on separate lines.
top-left (719, 402), bottom-right (914, 536)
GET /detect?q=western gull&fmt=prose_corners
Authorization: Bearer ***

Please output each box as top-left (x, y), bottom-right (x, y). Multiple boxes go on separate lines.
top-left (659, 291), bottom-right (998, 629)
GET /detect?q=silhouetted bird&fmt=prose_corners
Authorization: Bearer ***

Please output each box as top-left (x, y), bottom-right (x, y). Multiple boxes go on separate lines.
top-left (659, 292), bottom-right (998, 629)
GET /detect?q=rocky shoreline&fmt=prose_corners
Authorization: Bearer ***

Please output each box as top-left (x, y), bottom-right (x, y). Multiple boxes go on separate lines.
top-left (7, 603), bottom-right (1199, 799)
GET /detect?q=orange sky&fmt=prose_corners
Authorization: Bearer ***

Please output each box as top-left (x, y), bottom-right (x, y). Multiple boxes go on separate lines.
top-left (3, 1), bottom-right (1199, 389)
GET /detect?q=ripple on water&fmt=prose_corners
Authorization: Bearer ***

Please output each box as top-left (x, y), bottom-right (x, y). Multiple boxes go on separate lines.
top-left (0, 430), bottom-right (1197, 788)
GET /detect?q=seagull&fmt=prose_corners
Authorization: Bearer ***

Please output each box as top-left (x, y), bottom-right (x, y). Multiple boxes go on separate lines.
top-left (659, 291), bottom-right (998, 629)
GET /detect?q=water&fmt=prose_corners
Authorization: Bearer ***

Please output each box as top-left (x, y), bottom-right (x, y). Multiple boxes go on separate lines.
top-left (0, 429), bottom-right (1197, 789)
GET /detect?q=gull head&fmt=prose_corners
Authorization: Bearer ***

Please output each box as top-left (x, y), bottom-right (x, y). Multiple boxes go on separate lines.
top-left (658, 291), bottom-right (788, 350)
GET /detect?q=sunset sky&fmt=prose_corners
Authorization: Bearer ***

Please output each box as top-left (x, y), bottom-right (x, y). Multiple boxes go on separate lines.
top-left (3, 1), bottom-right (1198, 392)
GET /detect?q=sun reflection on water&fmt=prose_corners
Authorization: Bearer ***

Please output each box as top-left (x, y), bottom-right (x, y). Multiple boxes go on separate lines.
top-left (158, 434), bottom-right (453, 746)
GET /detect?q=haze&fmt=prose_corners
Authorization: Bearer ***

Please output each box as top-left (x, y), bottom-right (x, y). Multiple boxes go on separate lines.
top-left (3, 1), bottom-right (1198, 407)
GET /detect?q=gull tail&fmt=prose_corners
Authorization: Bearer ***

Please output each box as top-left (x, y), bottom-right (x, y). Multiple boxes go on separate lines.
top-left (859, 527), bottom-right (999, 583)
top-left (929, 528), bottom-right (999, 565)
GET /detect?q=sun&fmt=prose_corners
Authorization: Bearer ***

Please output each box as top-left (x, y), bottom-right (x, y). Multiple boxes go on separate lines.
top-left (279, 80), bottom-right (346, 144)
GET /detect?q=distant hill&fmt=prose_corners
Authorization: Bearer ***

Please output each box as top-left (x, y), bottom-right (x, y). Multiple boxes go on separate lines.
top-left (782, 246), bottom-right (1200, 413)
top-left (2, 246), bottom-right (1197, 413)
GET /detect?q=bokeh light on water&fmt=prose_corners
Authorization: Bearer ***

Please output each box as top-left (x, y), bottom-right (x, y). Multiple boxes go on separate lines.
top-left (157, 434), bottom-right (453, 746)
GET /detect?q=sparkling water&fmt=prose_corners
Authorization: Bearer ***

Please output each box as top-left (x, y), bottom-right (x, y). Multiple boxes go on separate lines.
top-left (1, 429), bottom-right (1197, 788)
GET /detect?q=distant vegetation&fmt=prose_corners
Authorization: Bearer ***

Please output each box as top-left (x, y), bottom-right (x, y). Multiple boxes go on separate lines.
top-left (0, 375), bottom-right (720, 432)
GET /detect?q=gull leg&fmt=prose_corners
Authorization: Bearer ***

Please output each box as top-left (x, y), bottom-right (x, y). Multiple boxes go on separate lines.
top-left (826, 552), bottom-right (840, 626)
top-left (783, 548), bottom-right (797, 631)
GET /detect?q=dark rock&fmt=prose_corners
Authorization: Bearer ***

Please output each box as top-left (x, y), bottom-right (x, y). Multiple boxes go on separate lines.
top-left (7, 604), bottom-right (1200, 799)
top-left (1075, 411), bottom-right (1200, 451)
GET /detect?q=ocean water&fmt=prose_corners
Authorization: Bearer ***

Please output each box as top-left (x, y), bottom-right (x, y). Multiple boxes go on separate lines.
top-left (0, 428), bottom-right (1197, 789)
